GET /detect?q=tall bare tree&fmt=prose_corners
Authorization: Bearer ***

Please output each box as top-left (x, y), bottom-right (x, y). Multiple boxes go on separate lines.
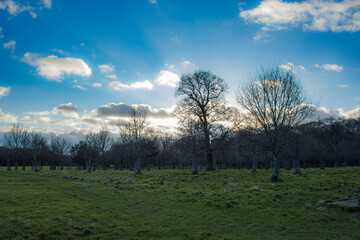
top-left (118, 106), bottom-right (148, 174)
top-left (175, 70), bottom-right (228, 171)
top-left (3, 123), bottom-right (30, 170)
top-left (237, 66), bottom-right (314, 181)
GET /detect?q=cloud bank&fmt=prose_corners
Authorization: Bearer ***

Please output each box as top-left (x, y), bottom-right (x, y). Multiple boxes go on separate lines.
top-left (52, 103), bottom-right (79, 118)
top-left (240, 0), bottom-right (360, 32)
top-left (240, 0), bottom-right (360, 41)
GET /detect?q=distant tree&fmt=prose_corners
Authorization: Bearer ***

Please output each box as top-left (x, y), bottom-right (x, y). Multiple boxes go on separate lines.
top-left (2, 123), bottom-right (30, 170)
top-left (237, 66), bottom-right (314, 181)
top-left (50, 136), bottom-right (71, 170)
top-left (310, 120), bottom-right (328, 169)
top-left (287, 125), bottom-right (309, 174)
top-left (29, 132), bottom-right (47, 171)
top-left (236, 128), bottom-right (263, 172)
top-left (70, 141), bottom-right (88, 169)
top-left (324, 118), bottom-right (347, 167)
top-left (118, 106), bottom-right (149, 174)
top-left (157, 132), bottom-right (175, 170)
top-left (96, 129), bottom-right (112, 170)
top-left (84, 131), bottom-right (100, 172)
top-left (178, 116), bottom-right (204, 174)
top-left (175, 70), bottom-right (228, 171)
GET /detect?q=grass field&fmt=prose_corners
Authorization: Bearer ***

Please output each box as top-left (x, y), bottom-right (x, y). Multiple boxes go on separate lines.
top-left (0, 167), bottom-right (359, 239)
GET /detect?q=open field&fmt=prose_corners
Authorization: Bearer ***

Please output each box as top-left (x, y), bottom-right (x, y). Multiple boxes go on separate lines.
top-left (0, 167), bottom-right (359, 239)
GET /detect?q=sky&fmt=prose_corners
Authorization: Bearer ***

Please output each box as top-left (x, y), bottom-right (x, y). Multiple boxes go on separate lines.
top-left (0, 0), bottom-right (359, 137)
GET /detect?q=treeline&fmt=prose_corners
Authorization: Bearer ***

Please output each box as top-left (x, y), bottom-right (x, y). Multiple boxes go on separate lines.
top-left (1, 66), bottom-right (359, 182)
top-left (0, 117), bottom-right (359, 172)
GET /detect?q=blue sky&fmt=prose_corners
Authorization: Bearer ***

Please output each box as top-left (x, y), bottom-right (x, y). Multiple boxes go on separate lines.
top-left (0, 0), bottom-right (359, 135)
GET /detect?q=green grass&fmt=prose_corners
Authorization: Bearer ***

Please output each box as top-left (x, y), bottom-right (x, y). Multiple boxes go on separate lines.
top-left (0, 167), bottom-right (359, 239)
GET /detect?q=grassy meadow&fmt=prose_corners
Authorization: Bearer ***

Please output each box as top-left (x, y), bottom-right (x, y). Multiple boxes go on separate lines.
top-left (0, 167), bottom-right (359, 239)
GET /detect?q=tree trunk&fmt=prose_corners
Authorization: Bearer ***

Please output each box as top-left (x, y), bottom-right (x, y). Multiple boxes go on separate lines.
top-left (333, 146), bottom-right (338, 167)
top-left (252, 158), bottom-right (257, 173)
top-left (87, 157), bottom-right (92, 173)
top-left (292, 160), bottom-right (300, 175)
top-left (202, 117), bottom-right (214, 171)
top-left (320, 153), bottom-right (325, 169)
top-left (134, 157), bottom-right (142, 175)
top-left (192, 159), bottom-right (198, 175)
top-left (7, 157), bottom-right (11, 171)
top-left (271, 154), bottom-right (281, 182)
top-left (34, 162), bottom-right (40, 172)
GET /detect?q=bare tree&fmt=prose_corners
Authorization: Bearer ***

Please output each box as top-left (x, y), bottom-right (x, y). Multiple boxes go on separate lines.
top-left (50, 136), bottom-right (71, 170)
top-left (29, 132), bottom-right (47, 171)
top-left (237, 66), bottom-right (314, 181)
top-left (97, 129), bottom-right (112, 170)
top-left (118, 106), bottom-right (148, 174)
top-left (178, 115), bottom-right (204, 174)
top-left (84, 129), bottom-right (112, 171)
top-left (175, 70), bottom-right (228, 171)
top-left (3, 123), bottom-right (30, 170)
top-left (84, 131), bottom-right (99, 172)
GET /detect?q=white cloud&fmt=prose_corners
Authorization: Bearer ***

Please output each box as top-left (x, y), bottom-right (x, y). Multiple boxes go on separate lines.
top-left (154, 70), bottom-right (180, 88)
top-left (312, 105), bottom-right (360, 120)
top-left (314, 63), bottom-right (344, 72)
top-left (26, 111), bottom-right (50, 116)
top-left (149, 0), bottom-right (158, 4)
top-left (21, 116), bottom-right (33, 123)
top-left (106, 74), bottom-right (117, 79)
top-left (98, 64), bottom-right (114, 73)
top-left (280, 62), bottom-right (295, 72)
top-left (165, 63), bottom-right (175, 69)
top-left (0, 108), bottom-right (17, 123)
top-left (336, 84), bottom-right (350, 88)
top-left (0, 27), bottom-right (4, 38)
top-left (180, 60), bottom-right (196, 70)
top-left (42, 0), bottom-right (51, 9)
top-left (22, 53), bottom-right (92, 81)
top-left (38, 116), bottom-right (58, 124)
top-left (322, 63), bottom-right (344, 72)
top-left (73, 85), bottom-right (87, 91)
top-left (3, 40), bottom-right (15, 52)
top-left (92, 82), bottom-right (102, 87)
top-left (0, 0), bottom-right (36, 18)
top-left (253, 30), bottom-right (271, 42)
top-left (240, 0), bottom-right (360, 39)
top-left (109, 80), bottom-right (154, 91)
top-left (171, 36), bottom-right (181, 42)
top-left (52, 103), bottom-right (79, 118)
top-left (299, 65), bottom-right (306, 71)
top-left (49, 48), bottom-right (67, 55)
top-left (0, 86), bottom-right (10, 98)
